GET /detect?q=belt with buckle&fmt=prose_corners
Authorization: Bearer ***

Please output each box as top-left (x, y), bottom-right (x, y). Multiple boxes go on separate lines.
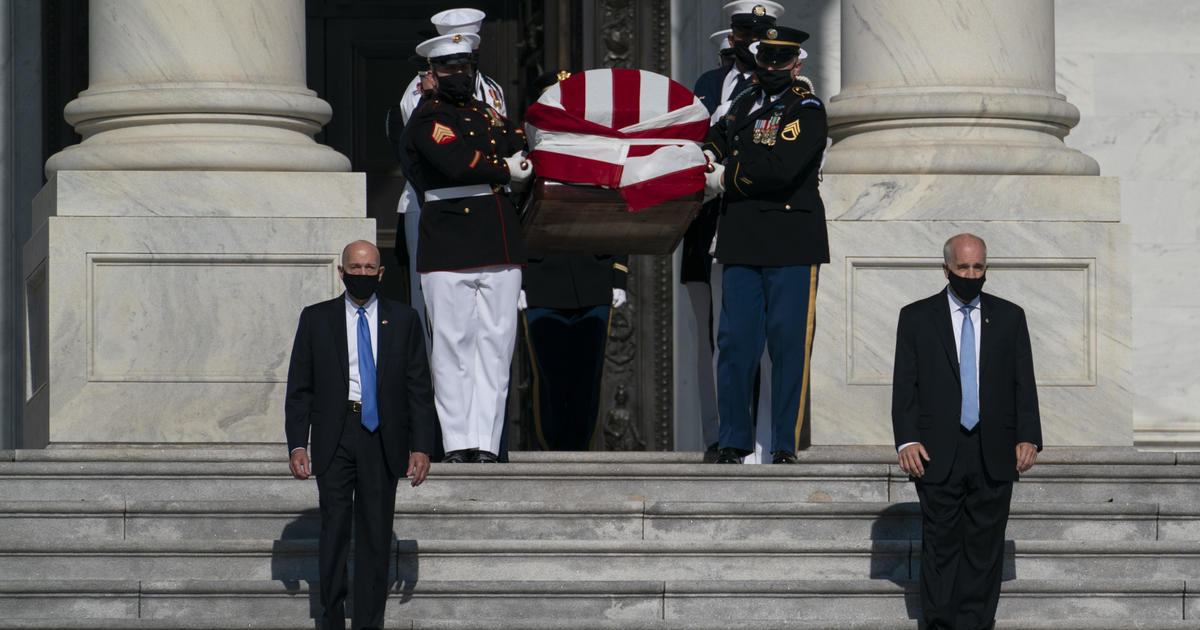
top-left (346, 401), bottom-right (362, 413)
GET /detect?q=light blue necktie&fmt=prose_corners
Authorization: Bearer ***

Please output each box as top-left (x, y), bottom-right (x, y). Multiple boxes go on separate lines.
top-left (356, 307), bottom-right (379, 432)
top-left (959, 305), bottom-right (979, 431)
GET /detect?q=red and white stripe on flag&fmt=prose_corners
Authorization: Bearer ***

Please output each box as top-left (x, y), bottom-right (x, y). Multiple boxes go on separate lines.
top-left (524, 68), bottom-right (711, 211)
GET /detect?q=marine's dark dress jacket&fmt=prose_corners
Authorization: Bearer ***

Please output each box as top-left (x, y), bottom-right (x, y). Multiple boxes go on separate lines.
top-left (703, 79), bottom-right (830, 267)
top-left (523, 254), bottom-right (629, 310)
top-left (402, 94), bottom-right (528, 272)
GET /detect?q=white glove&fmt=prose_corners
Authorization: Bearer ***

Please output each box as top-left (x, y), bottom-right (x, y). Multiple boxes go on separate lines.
top-left (517, 290), bottom-right (528, 311)
top-left (703, 162), bottom-right (725, 203)
top-left (504, 151), bottom-right (533, 192)
top-left (612, 288), bottom-right (627, 309)
top-left (703, 149), bottom-right (717, 165)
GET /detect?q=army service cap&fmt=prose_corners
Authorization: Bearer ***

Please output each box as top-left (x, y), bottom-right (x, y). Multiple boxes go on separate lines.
top-left (753, 24), bottom-right (810, 65)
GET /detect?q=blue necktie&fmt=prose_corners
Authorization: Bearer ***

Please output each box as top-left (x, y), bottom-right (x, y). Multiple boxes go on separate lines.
top-left (959, 305), bottom-right (979, 431)
top-left (356, 307), bottom-right (379, 432)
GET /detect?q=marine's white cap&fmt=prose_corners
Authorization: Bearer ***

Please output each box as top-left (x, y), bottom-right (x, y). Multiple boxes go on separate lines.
top-left (710, 29), bottom-right (732, 51)
top-left (431, 8), bottom-right (486, 35)
top-left (722, 1), bottom-right (785, 21)
top-left (415, 32), bottom-right (480, 61)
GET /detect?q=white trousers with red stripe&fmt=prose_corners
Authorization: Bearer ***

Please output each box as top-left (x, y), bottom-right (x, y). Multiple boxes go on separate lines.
top-left (421, 266), bottom-right (522, 455)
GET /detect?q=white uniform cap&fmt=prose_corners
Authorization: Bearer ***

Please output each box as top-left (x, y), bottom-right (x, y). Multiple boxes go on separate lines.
top-left (431, 8), bottom-right (486, 35)
top-left (415, 33), bottom-right (480, 61)
top-left (722, 1), bottom-right (785, 21)
top-left (710, 29), bottom-right (732, 51)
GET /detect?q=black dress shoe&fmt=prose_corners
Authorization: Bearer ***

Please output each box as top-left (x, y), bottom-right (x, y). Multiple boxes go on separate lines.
top-left (442, 450), bottom-right (471, 463)
top-left (714, 447), bottom-right (743, 464)
top-left (472, 450), bottom-right (500, 463)
top-left (702, 442), bottom-right (721, 464)
top-left (771, 450), bottom-right (798, 464)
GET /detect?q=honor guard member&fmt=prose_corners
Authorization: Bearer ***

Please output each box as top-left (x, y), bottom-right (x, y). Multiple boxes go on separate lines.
top-left (518, 71), bottom-right (630, 451)
top-left (404, 32), bottom-right (532, 463)
top-left (392, 7), bottom-right (508, 358)
top-left (702, 24), bottom-right (829, 465)
top-left (519, 251), bottom-right (629, 450)
top-left (683, 1), bottom-right (782, 462)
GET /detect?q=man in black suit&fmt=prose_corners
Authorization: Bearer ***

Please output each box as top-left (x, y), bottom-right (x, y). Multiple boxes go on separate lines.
top-left (702, 24), bottom-right (829, 465)
top-left (286, 240), bottom-right (436, 630)
top-left (892, 233), bottom-right (1042, 630)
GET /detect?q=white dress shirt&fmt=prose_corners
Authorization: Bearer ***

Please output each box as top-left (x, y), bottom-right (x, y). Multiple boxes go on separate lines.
top-left (345, 293), bottom-right (379, 403)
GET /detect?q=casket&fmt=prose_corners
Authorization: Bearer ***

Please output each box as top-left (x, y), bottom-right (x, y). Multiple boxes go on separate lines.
top-left (522, 180), bottom-right (702, 255)
top-left (521, 68), bottom-right (709, 255)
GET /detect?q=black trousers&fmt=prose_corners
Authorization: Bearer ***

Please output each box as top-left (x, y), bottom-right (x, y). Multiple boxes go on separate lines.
top-left (915, 427), bottom-right (1013, 630)
top-left (523, 305), bottom-right (610, 450)
top-left (316, 411), bottom-right (398, 630)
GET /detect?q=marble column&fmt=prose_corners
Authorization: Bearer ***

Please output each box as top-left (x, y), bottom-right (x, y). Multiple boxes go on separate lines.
top-left (825, 0), bottom-right (1097, 176)
top-left (24, 0), bottom-right (373, 446)
top-left (810, 0), bottom-right (1132, 447)
top-left (46, 0), bottom-right (347, 174)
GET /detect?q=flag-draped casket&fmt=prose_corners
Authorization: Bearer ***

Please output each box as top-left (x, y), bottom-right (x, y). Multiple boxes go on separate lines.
top-left (522, 68), bottom-right (710, 254)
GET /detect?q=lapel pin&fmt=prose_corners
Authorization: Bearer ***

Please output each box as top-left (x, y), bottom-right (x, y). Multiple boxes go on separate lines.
top-left (985, 318), bottom-right (989, 324)
top-left (381, 320), bottom-right (388, 325)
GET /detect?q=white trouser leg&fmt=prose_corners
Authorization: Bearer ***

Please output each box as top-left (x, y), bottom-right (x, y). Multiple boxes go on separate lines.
top-left (400, 184), bottom-right (430, 359)
top-left (685, 281), bottom-right (719, 447)
top-left (468, 266), bottom-right (522, 454)
top-left (421, 270), bottom-right (479, 453)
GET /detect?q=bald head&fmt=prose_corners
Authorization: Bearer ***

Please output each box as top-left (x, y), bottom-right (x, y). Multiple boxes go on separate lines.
top-left (341, 240), bottom-right (381, 269)
top-left (943, 233), bottom-right (987, 279)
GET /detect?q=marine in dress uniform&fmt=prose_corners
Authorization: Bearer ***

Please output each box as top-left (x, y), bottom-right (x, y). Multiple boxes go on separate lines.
top-left (702, 24), bottom-right (829, 465)
top-left (403, 32), bottom-right (532, 463)
top-left (389, 8), bottom-right (509, 359)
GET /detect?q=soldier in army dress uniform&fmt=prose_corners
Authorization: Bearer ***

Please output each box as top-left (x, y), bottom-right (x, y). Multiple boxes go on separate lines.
top-left (403, 32), bottom-right (532, 463)
top-left (702, 24), bottom-right (830, 465)
top-left (684, 1), bottom-right (783, 462)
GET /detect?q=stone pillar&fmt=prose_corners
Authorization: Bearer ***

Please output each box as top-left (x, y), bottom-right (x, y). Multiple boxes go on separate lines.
top-left (811, 0), bottom-right (1132, 447)
top-left (46, 0), bottom-right (347, 174)
top-left (23, 0), bottom-right (373, 446)
top-left (825, 0), bottom-right (1097, 176)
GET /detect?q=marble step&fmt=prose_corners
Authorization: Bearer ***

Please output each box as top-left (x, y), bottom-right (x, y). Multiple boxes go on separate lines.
top-left (3, 539), bottom-right (1200, 583)
top-left (0, 579), bottom-right (1194, 621)
top-left (1, 620), bottom-right (1200, 630)
top-left (4, 457), bottom-right (1200, 505)
top-left (2, 499), bottom-right (1191, 543)
top-left (5, 445), bottom-right (1195, 465)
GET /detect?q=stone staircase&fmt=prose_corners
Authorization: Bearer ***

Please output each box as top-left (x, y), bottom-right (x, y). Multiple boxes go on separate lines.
top-left (1, 445), bottom-right (1199, 629)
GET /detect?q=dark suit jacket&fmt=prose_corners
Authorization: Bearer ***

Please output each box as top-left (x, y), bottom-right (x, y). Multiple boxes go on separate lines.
top-left (523, 254), bottom-right (628, 309)
top-left (693, 66), bottom-right (731, 115)
top-left (891, 290), bottom-right (1042, 484)
top-left (285, 294), bottom-right (437, 477)
top-left (702, 80), bottom-right (829, 267)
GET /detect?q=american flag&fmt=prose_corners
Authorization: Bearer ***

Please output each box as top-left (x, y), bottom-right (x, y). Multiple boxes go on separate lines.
top-left (524, 68), bottom-right (711, 211)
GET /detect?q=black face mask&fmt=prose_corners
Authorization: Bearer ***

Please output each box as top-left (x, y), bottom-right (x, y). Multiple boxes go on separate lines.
top-left (755, 67), bottom-right (793, 95)
top-left (732, 40), bottom-right (756, 68)
top-left (437, 72), bottom-right (475, 102)
top-left (946, 269), bottom-right (986, 303)
top-left (342, 272), bottom-right (380, 300)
